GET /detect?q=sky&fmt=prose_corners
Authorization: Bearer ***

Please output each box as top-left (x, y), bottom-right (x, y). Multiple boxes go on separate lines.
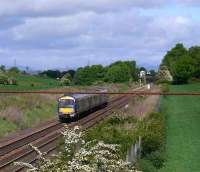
top-left (0, 0), bottom-right (200, 70)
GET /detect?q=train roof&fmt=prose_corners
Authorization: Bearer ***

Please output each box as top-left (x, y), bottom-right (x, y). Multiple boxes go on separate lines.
top-left (72, 94), bottom-right (92, 99)
top-left (61, 89), bottom-right (107, 100)
top-left (62, 94), bottom-right (94, 99)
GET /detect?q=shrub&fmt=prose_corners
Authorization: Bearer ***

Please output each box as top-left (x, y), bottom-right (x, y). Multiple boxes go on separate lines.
top-left (9, 67), bottom-right (20, 74)
top-left (92, 80), bottom-right (105, 86)
top-left (15, 126), bottom-right (139, 172)
top-left (137, 112), bottom-right (166, 170)
top-left (60, 78), bottom-right (71, 86)
top-left (0, 72), bottom-right (9, 85)
top-left (138, 159), bottom-right (157, 172)
top-left (156, 65), bottom-right (173, 83)
top-left (86, 113), bottom-right (137, 157)
top-left (161, 84), bottom-right (169, 95)
top-left (8, 78), bottom-right (17, 85)
top-left (145, 150), bottom-right (165, 169)
top-left (141, 112), bottom-right (165, 155)
top-left (60, 73), bottom-right (72, 86)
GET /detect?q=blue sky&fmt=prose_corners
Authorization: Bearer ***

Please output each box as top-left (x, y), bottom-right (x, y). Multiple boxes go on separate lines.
top-left (0, 0), bottom-right (200, 70)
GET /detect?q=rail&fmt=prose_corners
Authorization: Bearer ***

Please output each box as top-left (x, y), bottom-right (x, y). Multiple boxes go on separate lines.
top-left (0, 95), bottom-right (128, 172)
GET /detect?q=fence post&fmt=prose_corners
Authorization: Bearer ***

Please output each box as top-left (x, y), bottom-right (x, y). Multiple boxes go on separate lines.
top-left (138, 136), bottom-right (142, 159)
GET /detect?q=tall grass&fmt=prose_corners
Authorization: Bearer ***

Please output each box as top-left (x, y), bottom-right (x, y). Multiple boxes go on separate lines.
top-left (0, 94), bottom-right (58, 137)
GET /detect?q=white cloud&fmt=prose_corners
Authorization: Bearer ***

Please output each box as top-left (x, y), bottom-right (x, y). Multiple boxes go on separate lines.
top-left (0, 0), bottom-right (200, 69)
top-left (12, 12), bottom-right (95, 41)
top-left (0, 0), bottom-right (168, 17)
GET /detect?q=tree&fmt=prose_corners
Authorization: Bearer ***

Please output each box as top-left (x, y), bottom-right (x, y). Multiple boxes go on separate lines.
top-left (149, 70), bottom-right (156, 77)
top-left (74, 65), bottom-right (105, 85)
top-left (156, 65), bottom-right (173, 83)
top-left (124, 61), bottom-right (137, 79)
top-left (0, 65), bottom-right (6, 72)
top-left (9, 67), bottom-right (20, 74)
top-left (105, 60), bottom-right (137, 83)
top-left (188, 46), bottom-right (200, 78)
top-left (61, 70), bottom-right (76, 79)
top-left (162, 43), bottom-right (188, 73)
top-left (171, 55), bottom-right (194, 84)
top-left (60, 73), bottom-right (72, 86)
top-left (0, 72), bottom-right (9, 85)
top-left (105, 63), bottom-right (132, 83)
top-left (161, 43), bottom-right (199, 84)
top-left (140, 67), bottom-right (147, 72)
top-left (39, 70), bottom-right (61, 79)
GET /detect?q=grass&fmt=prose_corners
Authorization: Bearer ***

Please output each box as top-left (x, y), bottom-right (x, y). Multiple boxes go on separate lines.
top-left (0, 74), bottom-right (60, 91)
top-left (0, 74), bottom-right (60, 137)
top-left (0, 94), bottom-right (57, 137)
top-left (160, 83), bottom-right (200, 172)
top-left (0, 118), bottom-right (17, 137)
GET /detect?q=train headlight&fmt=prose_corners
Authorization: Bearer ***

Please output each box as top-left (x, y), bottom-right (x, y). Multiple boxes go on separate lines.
top-left (70, 113), bottom-right (75, 117)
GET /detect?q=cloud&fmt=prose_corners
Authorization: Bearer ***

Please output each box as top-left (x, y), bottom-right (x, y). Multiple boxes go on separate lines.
top-left (0, 0), bottom-right (168, 17)
top-left (2, 13), bottom-right (199, 69)
top-left (12, 12), bottom-right (95, 41)
top-left (175, 0), bottom-right (200, 6)
top-left (0, 0), bottom-right (200, 70)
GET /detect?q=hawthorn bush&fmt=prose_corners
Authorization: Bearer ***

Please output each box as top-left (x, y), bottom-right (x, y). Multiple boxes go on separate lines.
top-left (15, 126), bottom-right (140, 172)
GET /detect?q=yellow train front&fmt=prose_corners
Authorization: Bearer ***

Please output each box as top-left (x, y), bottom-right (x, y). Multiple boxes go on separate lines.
top-left (58, 93), bottom-right (108, 122)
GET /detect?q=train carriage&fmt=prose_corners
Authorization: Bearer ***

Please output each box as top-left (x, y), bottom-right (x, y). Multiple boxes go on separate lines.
top-left (58, 92), bottom-right (108, 122)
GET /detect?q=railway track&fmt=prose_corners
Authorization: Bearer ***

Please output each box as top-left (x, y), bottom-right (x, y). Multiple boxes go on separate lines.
top-left (0, 95), bottom-right (129, 172)
top-left (0, 86), bottom-right (145, 172)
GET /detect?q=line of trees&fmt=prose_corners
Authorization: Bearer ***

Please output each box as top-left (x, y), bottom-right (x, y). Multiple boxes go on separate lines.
top-left (74, 61), bottom-right (138, 85)
top-left (161, 43), bottom-right (200, 84)
top-left (0, 60), bottom-right (156, 86)
top-left (40, 60), bottom-right (151, 86)
top-left (39, 69), bottom-right (76, 79)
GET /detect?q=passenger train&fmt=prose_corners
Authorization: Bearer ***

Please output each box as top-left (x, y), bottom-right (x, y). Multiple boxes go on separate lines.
top-left (58, 92), bottom-right (108, 122)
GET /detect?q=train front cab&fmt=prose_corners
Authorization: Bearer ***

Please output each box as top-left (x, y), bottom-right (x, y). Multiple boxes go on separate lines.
top-left (58, 96), bottom-right (76, 122)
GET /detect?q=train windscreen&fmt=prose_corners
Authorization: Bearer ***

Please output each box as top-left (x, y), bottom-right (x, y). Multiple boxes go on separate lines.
top-left (59, 99), bottom-right (74, 108)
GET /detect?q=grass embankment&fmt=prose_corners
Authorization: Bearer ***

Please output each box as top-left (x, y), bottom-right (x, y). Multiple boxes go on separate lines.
top-left (0, 94), bottom-right (57, 137)
top-left (160, 83), bottom-right (200, 172)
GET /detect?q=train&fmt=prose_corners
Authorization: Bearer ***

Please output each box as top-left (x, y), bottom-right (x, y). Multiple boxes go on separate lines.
top-left (58, 92), bottom-right (108, 122)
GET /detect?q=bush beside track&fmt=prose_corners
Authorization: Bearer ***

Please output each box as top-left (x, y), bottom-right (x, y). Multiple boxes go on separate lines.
top-left (85, 96), bottom-right (166, 172)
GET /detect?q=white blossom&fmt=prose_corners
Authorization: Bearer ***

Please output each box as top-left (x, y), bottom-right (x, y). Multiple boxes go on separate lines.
top-left (15, 125), bottom-right (141, 172)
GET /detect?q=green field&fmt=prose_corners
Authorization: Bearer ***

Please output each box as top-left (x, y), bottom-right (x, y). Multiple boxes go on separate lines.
top-left (160, 84), bottom-right (200, 172)
top-left (0, 74), bottom-right (60, 91)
